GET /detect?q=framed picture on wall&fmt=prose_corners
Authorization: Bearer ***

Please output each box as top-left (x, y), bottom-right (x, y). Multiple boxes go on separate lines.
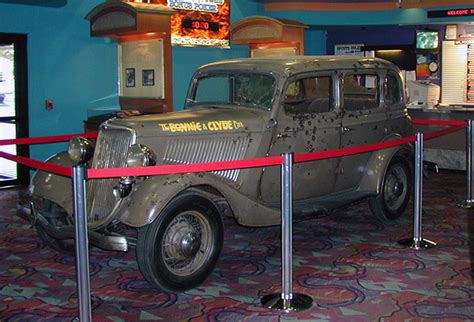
top-left (125, 68), bottom-right (135, 87)
top-left (143, 69), bottom-right (155, 86)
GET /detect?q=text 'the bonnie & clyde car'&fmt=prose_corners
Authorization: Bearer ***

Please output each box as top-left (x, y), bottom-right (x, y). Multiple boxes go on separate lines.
top-left (19, 56), bottom-right (413, 292)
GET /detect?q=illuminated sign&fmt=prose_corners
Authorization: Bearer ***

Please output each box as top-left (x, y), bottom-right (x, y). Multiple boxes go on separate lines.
top-left (167, 0), bottom-right (224, 13)
top-left (427, 8), bottom-right (474, 18)
top-left (132, 0), bottom-right (230, 48)
top-left (182, 19), bottom-right (220, 32)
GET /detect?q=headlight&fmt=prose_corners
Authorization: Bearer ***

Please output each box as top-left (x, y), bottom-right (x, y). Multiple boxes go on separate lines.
top-left (68, 136), bottom-right (93, 165)
top-left (126, 144), bottom-right (156, 167)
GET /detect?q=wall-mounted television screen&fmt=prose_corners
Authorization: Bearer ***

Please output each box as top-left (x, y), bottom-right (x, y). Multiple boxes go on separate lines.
top-left (135, 0), bottom-right (230, 48)
top-left (416, 31), bottom-right (439, 50)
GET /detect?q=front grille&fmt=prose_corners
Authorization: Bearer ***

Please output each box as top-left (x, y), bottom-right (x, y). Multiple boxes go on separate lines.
top-left (88, 127), bottom-right (134, 224)
top-left (163, 136), bottom-right (250, 182)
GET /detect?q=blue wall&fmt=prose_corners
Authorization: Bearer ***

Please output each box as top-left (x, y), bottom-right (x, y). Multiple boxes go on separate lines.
top-left (0, 0), bottom-right (471, 162)
top-left (0, 0), bottom-right (263, 161)
top-left (267, 5), bottom-right (474, 27)
top-left (305, 28), bottom-right (327, 55)
top-left (0, 1), bottom-right (118, 161)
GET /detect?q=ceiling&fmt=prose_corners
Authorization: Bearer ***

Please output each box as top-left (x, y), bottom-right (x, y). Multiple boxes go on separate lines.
top-left (0, 0), bottom-right (66, 7)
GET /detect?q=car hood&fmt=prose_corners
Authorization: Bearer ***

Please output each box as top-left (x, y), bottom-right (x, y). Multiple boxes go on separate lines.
top-left (105, 106), bottom-right (270, 137)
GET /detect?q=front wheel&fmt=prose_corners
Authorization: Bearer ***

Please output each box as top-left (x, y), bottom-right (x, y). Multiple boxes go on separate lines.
top-left (369, 156), bottom-right (412, 223)
top-left (136, 191), bottom-right (224, 292)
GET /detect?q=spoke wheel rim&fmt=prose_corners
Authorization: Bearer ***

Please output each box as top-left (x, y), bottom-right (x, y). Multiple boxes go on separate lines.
top-left (161, 210), bottom-right (212, 277)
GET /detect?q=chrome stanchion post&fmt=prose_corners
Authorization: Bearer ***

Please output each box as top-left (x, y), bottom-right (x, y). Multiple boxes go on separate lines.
top-left (72, 164), bottom-right (92, 322)
top-left (69, 136), bottom-right (94, 322)
top-left (457, 120), bottom-right (473, 208)
top-left (261, 153), bottom-right (312, 312)
top-left (399, 132), bottom-right (436, 249)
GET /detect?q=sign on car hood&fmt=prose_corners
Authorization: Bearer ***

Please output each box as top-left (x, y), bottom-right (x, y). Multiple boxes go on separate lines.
top-left (106, 107), bottom-right (269, 136)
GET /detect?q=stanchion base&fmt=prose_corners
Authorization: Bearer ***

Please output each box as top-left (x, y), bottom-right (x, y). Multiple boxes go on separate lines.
top-left (261, 293), bottom-right (313, 312)
top-left (456, 200), bottom-right (474, 209)
top-left (398, 238), bottom-right (437, 250)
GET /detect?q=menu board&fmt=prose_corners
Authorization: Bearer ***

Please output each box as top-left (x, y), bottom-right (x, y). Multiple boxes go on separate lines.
top-left (133, 0), bottom-right (230, 48)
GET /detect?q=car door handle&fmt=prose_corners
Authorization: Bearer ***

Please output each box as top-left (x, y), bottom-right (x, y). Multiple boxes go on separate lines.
top-left (277, 127), bottom-right (303, 139)
top-left (277, 132), bottom-right (290, 139)
top-left (341, 126), bottom-right (353, 134)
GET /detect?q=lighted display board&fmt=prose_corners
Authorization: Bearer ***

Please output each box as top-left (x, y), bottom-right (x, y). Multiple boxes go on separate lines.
top-left (427, 8), bottom-right (474, 18)
top-left (136, 0), bottom-right (230, 48)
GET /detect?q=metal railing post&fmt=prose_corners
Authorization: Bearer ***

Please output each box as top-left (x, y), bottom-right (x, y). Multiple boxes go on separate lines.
top-left (399, 132), bottom-right (436, 249)
top-left (261, 153), bottom-right (312, 312)
top-left (72, 165), bottom-right (92, 321)
top-left (457, 120), bottom-right (474, 208)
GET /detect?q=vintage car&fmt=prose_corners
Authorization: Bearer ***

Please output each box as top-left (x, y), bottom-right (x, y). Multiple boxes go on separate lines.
top-left (19, 56), bottom-right (413, 292)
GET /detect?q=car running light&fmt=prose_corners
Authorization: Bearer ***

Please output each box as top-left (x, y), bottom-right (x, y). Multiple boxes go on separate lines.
top-left (126, 144), bottom-right (156, 168)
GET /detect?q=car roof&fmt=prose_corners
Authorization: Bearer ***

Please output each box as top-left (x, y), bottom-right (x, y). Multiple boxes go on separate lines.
top-left (198, 56), bottom-right (399, 77)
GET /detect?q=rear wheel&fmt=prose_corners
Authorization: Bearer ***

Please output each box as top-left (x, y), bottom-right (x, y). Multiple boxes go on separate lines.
top-left (369, 156), bottom-right (412, 223)
top-left (136, 191), bottom-right (224, 292)
top-left (36, 200), bottom-right (74, 253)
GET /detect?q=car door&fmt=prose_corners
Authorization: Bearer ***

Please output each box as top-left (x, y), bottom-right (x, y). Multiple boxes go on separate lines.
top-left (334, 70), bottom-right (387, 192)
top-left (259, 73), bottom-right (341, 205)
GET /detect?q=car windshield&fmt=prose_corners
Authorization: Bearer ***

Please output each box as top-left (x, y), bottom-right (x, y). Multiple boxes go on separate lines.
top-left (186, 72), bottom-right (276, 111)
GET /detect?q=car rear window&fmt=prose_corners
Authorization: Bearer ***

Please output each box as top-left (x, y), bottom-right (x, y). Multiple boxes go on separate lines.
top-left (343, 73), bottom-right (379, 111)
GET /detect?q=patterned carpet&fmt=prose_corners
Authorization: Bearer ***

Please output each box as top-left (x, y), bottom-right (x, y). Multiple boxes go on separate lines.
top-left (0, 170), bottom-right (473, 321)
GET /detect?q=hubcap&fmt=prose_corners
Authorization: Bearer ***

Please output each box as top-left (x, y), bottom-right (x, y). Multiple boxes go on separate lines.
top-left (384, 164), bottom-right (407, 212)
top-left (162, 210), bottom-right (212, 276)
top-left (179, 232), bottom-right (201, 257)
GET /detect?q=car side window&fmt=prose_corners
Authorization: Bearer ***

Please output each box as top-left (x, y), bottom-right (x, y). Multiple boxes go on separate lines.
top-left (343, 73), bottom-right (379, 111)
top-left (284, 76), bottom-right (332, 114)
top-left (384, 72), bottom-right (403, 109)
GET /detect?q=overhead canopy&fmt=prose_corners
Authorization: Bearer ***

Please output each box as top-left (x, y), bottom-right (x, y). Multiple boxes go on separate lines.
top-left (231, 16), bottom-right (308, 45)
top-left (85, 0), bottom-right (175, 38)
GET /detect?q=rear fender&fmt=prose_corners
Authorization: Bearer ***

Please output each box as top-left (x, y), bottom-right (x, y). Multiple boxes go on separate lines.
top-left (29, 151), bottom-right (73, 215)
top-left (358, 135), bottom-right (413, 194)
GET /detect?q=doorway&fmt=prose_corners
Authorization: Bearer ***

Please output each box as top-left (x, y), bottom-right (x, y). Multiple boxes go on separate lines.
top-left (0, 33), bottom-right (28, 187)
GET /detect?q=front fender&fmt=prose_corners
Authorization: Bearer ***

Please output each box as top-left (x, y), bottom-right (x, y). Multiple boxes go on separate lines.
top-left (116, 172), bottom-right (281, 228)
top-left (29, 151), bottom-right (73, 215)
top-left (116, 173), bottom-right (230, 227)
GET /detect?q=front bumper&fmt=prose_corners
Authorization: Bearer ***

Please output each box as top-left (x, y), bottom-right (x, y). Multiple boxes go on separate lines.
top-left (17, 201), bottom-right (129, 252)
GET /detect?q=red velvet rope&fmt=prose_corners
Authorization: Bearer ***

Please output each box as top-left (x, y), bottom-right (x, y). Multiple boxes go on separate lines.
top-left (87, 156), bottom-right (283, 179)
top-left (424, 125), bottom-right (466, 140)
top-left (295, 136), bottom-right (416, 163)
top-left (0, 119), bottom-right (468, 179)
top-left (0, 131), bottom-right (98, 146)
top-left (0, 151), bottom-right (71, 177)
top-left (411, 119), bottom-right (466, 126)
